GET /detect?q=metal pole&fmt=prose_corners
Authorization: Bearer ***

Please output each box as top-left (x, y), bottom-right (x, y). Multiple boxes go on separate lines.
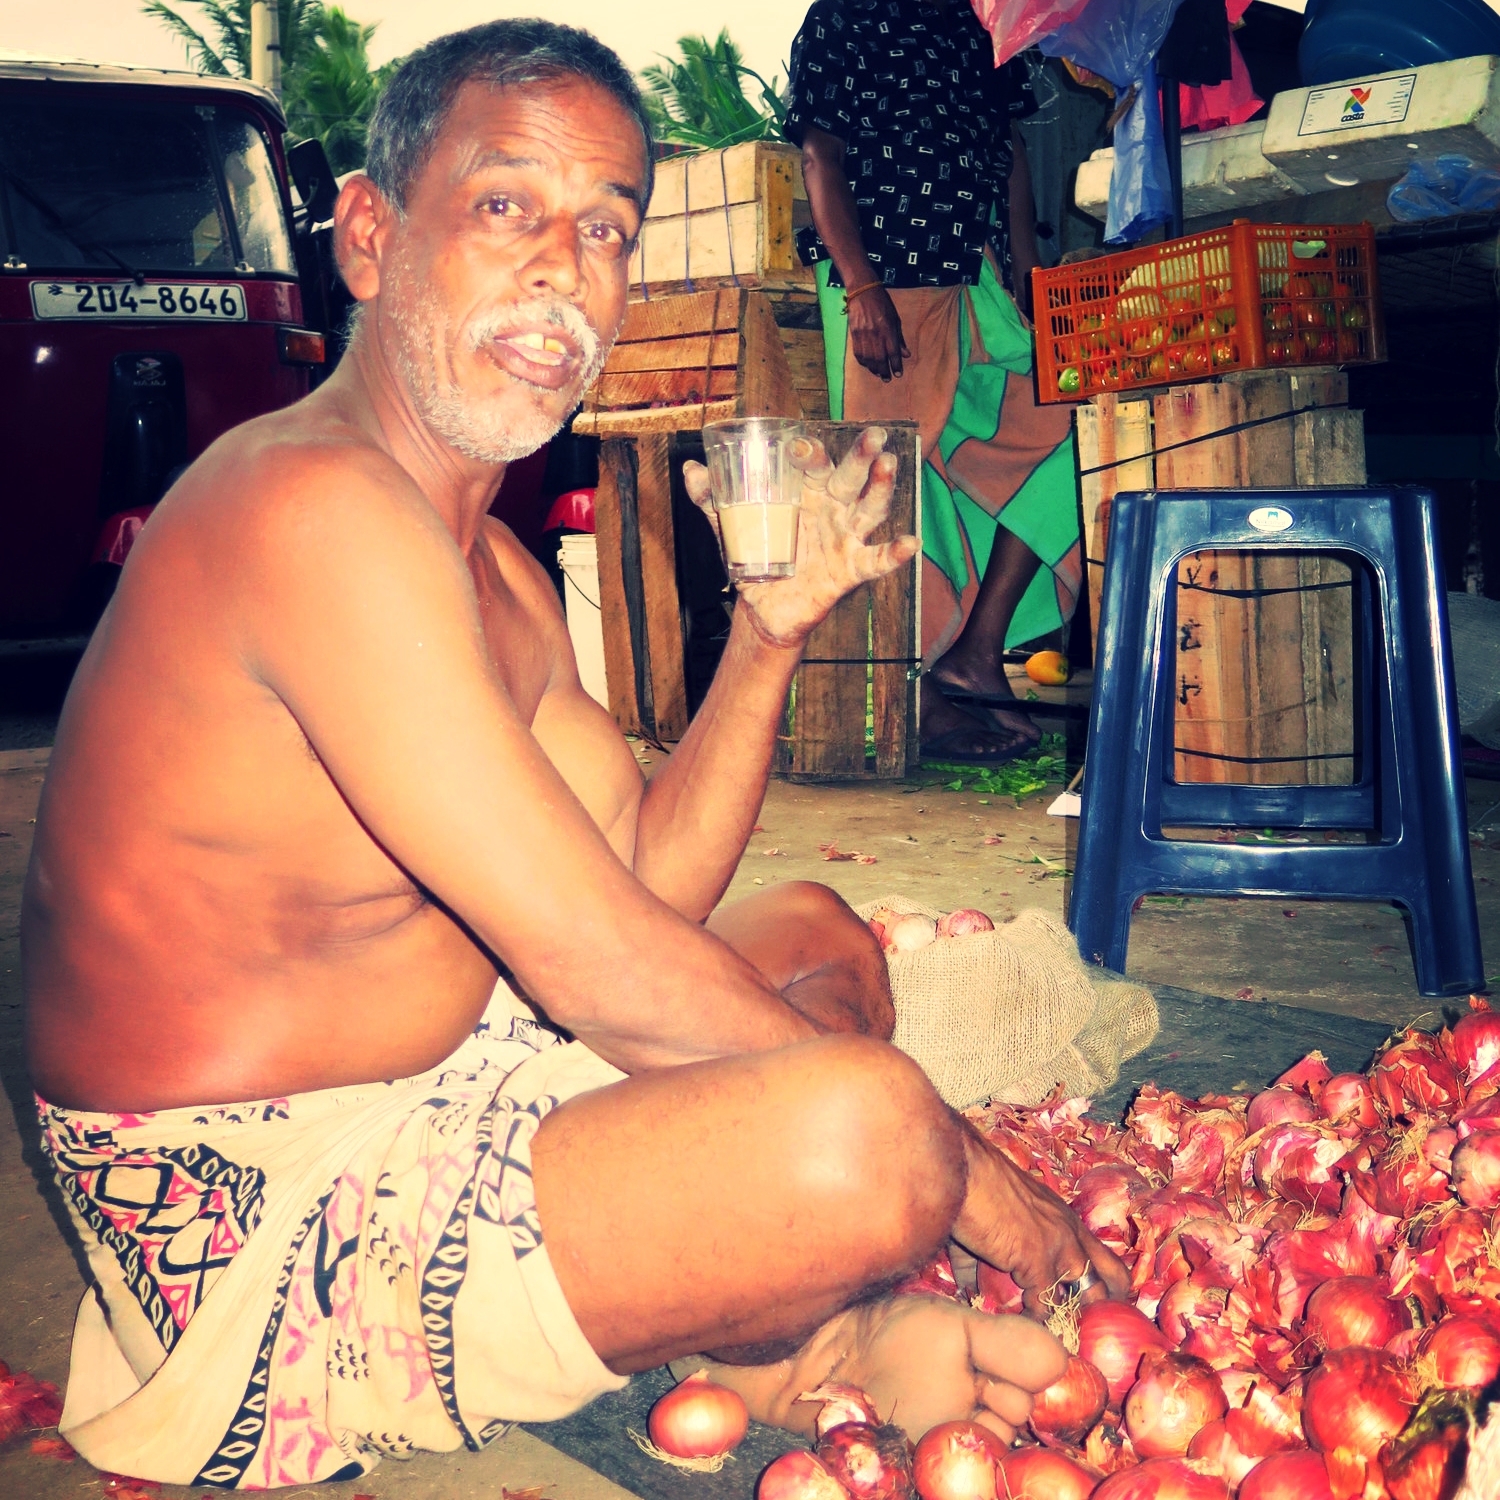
top-left (1161, 69), bottom-right (1184, 240)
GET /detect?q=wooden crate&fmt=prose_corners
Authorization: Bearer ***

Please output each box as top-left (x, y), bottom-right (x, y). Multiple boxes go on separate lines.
top-left (1075, 368), bottom-right (1365, 788)
top-left (575, 287), bottom-right (827, 440)
top-left (778, 422), bottom-right (921, 781)
top-left (629, 141), bottom-right (814, 296)
top-left (590, 417), bottom-right (919, 779)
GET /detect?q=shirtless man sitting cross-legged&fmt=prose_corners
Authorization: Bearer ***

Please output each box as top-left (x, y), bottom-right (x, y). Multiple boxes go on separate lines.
top-left (21, 20), bottom-right (1125, 1490)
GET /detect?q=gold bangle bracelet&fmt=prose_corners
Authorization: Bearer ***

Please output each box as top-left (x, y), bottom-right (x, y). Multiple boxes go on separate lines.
top-left (842, 279), bottom-right (884, 307)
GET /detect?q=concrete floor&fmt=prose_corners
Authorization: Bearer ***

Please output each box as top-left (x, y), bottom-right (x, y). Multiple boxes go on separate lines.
top-left (2, 741), bottom-right (1498, 1497)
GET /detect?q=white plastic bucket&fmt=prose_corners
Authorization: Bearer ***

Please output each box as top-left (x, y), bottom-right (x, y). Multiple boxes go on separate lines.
top-left (557, 533), bottom-right (610, 710)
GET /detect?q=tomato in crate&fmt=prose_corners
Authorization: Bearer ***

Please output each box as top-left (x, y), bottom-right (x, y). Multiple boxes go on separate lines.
top-left (1031, 221), bottom-right (1384, 403)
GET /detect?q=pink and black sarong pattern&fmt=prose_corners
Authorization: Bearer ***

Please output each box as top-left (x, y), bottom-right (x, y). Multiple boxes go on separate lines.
top-left (38, 987), bottom-right (625, 1489)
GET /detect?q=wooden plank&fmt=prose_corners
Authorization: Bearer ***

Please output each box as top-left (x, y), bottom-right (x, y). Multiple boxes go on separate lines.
top-left (779, 327), bottom-right (828, 391)
top-left (618, 289), bottom-right (743, 344)
top-left (572, 399), bottom-right (738, 438)
top-left (635, 434), bottom-right (689, 742)
top-left (758, 148), bottom-right (798, 275)
top-left (603, 331), bottom-right (741, 375)
top-left (736, 291), bottom-right (803, 419)
top-left (595, 366), bottom-right (740, 410)
top-left (793, 591), bottom-right (871, 777)
top-left (870, 425), bottom-right (921, 777)
top-left (594, 439), bottom-right (642, 734)
top-left (1076, 396), bottom-right (1152, 664)
top-left (626, 273), bottom-right (815, 301)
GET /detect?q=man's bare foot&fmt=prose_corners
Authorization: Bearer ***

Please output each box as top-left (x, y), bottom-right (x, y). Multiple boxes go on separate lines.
top-left (677, 1295), bottom-right (1067, 1445)
top-left (920, 681), bottom-right (1039, 764)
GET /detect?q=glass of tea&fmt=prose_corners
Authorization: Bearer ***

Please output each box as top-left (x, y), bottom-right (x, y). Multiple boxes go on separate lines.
top-left (701, 418), bottom-right (805, 584)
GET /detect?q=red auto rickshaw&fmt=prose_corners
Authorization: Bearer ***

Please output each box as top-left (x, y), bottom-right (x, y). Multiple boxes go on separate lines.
top-left (0, 57), bottom-right (337, 639)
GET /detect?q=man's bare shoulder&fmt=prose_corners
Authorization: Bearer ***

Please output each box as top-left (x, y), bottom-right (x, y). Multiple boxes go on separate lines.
top-left (167, 395), bottom-right (435, 543)
top-left (479, 513), bottom-right (567, 620)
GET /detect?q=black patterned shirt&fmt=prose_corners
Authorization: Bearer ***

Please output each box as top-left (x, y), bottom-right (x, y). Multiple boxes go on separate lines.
top-left (784, 0), bottom-right (1036, 290)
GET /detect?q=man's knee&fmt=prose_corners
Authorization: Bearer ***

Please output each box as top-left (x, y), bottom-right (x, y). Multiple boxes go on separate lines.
top-left (787, 1035), bottom-right (964, 1265)
top-left (782, 882), bottom-right (892, 1022)
top-left (778, 881), bottom-right (877, 946)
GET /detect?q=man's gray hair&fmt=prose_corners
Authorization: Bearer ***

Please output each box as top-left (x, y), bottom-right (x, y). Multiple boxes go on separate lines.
top-left (366, 19), bottom-right (655, 213)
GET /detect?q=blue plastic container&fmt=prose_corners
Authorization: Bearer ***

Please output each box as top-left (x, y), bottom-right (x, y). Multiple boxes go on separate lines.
top-left (1300, 0), bottom-right (1500, 86)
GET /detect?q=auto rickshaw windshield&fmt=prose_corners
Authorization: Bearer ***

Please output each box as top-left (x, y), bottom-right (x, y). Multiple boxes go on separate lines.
top-left (0, 94), bottom-right (295, 277)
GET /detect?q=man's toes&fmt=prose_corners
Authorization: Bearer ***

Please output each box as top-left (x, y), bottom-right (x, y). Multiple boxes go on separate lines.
top-left (978, 1376), bottom-right (1035, 1430)
top-left (970, 1409), bottom-right (1016, 1446)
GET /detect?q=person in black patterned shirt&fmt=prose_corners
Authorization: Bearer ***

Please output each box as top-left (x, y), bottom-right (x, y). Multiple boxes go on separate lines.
top-left (786, 0), bottom-right (1084, 763)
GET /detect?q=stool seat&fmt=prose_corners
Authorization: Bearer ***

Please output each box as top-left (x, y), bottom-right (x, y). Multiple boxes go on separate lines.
top-left (1069, 487), bottom-right (1484, 999)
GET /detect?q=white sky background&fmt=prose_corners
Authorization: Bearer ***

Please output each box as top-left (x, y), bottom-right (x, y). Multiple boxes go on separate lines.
top-left (2, 0), bottom-right (816, 91)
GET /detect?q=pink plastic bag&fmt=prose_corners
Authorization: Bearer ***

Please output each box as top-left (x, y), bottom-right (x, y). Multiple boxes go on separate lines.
top-left (970, 0), bottom-right (1096, 65)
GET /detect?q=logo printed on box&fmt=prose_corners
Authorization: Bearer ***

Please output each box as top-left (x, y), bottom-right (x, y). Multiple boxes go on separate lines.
top-left (1297, 73), bottom-right (1417, 136)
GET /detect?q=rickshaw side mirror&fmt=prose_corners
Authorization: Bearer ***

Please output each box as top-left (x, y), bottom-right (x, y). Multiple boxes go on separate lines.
top-left (288, 138), bottom-right (338, 226)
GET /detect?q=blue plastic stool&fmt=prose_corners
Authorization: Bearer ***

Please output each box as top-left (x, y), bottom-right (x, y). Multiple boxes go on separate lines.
top-left (1069, 487), bottom-right (1484, 999)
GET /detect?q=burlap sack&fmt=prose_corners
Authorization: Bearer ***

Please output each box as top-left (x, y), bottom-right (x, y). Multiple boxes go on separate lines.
top-left (859, 896), bottom-right (1159, 1109)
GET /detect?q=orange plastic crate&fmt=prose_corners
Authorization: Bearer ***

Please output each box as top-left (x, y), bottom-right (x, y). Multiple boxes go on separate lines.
top-left (1031, 220), bottom-right (1385, 404)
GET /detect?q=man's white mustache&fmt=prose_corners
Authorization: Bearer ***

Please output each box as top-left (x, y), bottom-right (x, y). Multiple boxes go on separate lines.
top-left (467, 298), bottom-right (603, 372)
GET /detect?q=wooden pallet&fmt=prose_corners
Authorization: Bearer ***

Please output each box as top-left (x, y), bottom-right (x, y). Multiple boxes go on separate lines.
top-left (1075, 368), bottom-right (1365, 788)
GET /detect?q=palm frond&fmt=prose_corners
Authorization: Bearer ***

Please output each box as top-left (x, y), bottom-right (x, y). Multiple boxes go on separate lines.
top-left (639, 29), bottom-right (785, 150)
top-left (141, 0), bottom-right (234, 74)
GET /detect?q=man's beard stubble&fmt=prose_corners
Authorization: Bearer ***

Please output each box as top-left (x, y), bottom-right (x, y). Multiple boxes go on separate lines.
top-left (384, 263), bottom-right (609, 465)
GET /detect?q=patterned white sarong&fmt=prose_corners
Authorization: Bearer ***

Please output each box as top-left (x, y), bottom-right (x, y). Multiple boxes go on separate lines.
top-left (37, 984), bottom-right (626, 1488)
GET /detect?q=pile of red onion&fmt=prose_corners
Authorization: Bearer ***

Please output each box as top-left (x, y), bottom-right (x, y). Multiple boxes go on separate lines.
top-left (735, 998), bottom-right (1500, 1499)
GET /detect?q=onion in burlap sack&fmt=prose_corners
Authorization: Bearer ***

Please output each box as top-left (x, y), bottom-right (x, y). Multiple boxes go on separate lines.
top-left (857, 896), bottom-right (1158, 1109)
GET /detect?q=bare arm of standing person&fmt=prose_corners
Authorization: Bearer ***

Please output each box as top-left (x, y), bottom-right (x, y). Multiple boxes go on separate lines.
top-left (799, 125), bottom-right (909, 380)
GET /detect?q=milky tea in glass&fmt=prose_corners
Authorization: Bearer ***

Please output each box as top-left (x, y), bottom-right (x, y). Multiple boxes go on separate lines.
top-left (702, 418), bottom-right (804, 584)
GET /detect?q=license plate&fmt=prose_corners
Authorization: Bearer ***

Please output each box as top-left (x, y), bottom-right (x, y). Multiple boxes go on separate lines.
top-left (30, 279), bottom-right (248, 321)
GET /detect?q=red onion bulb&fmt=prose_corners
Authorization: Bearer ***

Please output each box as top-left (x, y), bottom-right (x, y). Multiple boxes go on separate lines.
top-left (911, 1421), bottom-right (1006, 1500)
top-left (1300, 1276), bottom-right (1410, 1354)
top-left (1029, 1354), bottom-right (1108, 1445)
top-left (1451, 1002), bottom-right (1500, 1084)
top-left (1071, 1163), bottom-right (1151, 1250)
top-left (1420, 1316), bottom-right (1500, 1389)
top-left (1237, 1451), bottom-right (1335, 1500)
top-left (994, 1447), bottom-right (1095, 1500)
top-left (1319, 1073), bottom-right (1379, 1136)
top-left (759, 1450), bottom-right (854, 1500)
top-left (648, 1372), bottom-right (749, 1458)
top-left (1451, 1133), bottom-right (1500, 1209)
top-left (883, 914), bottom-right (937, 954)
top-left (815, 1423), bottom-right (916, 1500)
top-left (1123, 1350), bottom-right (1228, 1458)
top-left (1091, 1456), bottom-right (1230, 1499)
top-left (1247, 1087), bottom-right (1318, 1133)
top-left (936, 908), bottom-right (994, 938)
top-left (1078, 1300), bottom-right (1172, 1408)
top-left (1302, 1347), bottom-right (1414, 1460)
top-left (1186, 1419), bottom-right (1259, 1487)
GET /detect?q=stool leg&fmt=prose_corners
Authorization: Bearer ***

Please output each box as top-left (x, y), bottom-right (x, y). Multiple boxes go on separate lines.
top-left (1071, 491), bottom-right (1164, 974)
top-left (1387, 491), bottom-right (1484, 995)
